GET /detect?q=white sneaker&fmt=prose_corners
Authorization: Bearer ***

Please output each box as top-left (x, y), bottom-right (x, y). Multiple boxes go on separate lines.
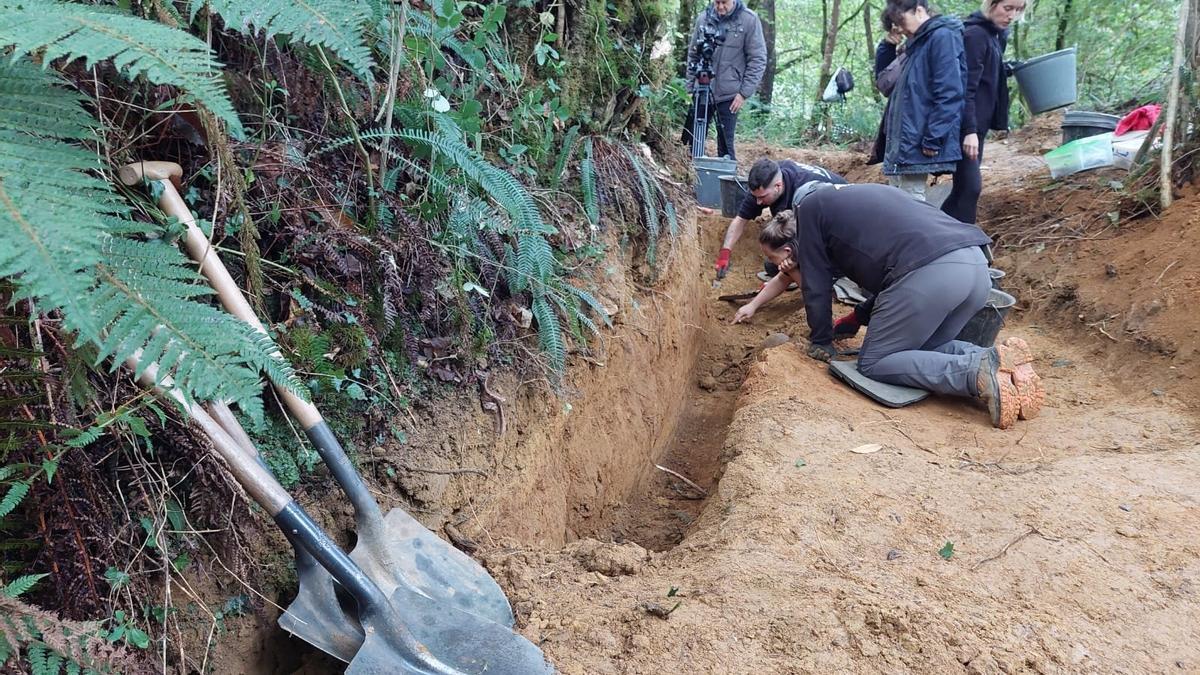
top-left (756, 271), bottom-right (772, 282)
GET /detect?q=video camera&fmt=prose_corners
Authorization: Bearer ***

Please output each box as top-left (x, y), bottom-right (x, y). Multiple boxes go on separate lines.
top-left (689, 23), bottom-right (725, 84)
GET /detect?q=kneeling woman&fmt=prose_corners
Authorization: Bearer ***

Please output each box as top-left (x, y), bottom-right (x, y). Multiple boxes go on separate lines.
top-left (731, 183), bottom-right (1043, 429)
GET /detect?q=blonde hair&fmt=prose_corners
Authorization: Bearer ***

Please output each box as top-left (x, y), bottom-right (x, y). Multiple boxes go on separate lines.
top-left (758, 210), bottom-right (797, 250)
top-left (981, 0), bottom-right (1026, 20)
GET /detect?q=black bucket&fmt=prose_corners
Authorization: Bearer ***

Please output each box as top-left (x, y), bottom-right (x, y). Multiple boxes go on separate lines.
top-left (1061, 111), bottom-right (1120, 144)
top-left (719, 174), bottom-right (749, 218)
top-left (956, 288), bottom-right (1016, 347)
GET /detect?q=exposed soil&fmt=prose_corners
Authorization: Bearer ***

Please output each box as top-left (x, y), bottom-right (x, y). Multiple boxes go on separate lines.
top-left (214, 119), bottom-right (1200, 674)
top-left (483, 122), bottom-right (1200, 673)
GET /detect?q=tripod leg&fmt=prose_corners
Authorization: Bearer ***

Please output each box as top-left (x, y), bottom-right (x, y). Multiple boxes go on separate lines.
top-left (691, 88), bottom-right (710, 158)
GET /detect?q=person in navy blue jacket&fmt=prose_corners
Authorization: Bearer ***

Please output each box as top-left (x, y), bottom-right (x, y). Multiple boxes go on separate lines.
top-left (732, 183), bottom-right (1045, 429)
top-left (940, 0), bottom-right (1026, 224)
top-left (878, 0), bottom-right (967, 201)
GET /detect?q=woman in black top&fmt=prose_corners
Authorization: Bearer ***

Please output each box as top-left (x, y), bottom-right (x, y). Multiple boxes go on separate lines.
top-left (940, 0), bottom-right (1026, 224)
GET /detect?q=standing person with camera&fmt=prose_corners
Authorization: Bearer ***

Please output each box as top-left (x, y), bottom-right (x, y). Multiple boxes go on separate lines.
top-left (878, 0), bottom-right (966, 201)
top-left (939, 0), bottom-right (1026, 224)
top-left (682, 0), bottom-right (767, 161)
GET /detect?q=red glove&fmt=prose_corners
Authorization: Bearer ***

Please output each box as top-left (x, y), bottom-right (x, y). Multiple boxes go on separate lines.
top-left (833, 311), bottom-right (861, 338)
top-left (714, 248), bottom-right (732, 279)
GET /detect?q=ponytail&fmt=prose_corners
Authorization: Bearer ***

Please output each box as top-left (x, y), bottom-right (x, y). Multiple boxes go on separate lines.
top-left (759, 210), bottom-right (797, 250)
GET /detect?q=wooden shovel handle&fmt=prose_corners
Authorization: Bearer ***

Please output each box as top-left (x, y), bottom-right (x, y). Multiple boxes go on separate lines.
top-left (117, 160), bottom-right (182, 186)
top-left (118, 160), bottom-right (322, 429)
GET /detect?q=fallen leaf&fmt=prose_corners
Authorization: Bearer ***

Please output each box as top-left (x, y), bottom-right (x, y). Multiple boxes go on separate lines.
top-left (939, 541), bottom-right (955, 560)
top-left (794, 458), bottom-right (807, 468)
top-left (849, 443), bottom-right (882, 454)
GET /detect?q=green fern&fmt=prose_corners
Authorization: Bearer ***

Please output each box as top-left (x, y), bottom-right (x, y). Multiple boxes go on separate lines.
top-left (92, 237), bottom-right (306, 422)
top-left (2, 574), bottom-right (48, 599)
top-left (0, 481), bottom-right (30, 520)
top-left (663, 199), bottom-right (679, 239)
top-left (0, 59), bottom-right (302, 422)
top-left (621, 146), bottom-right (661, 266)
top-left (530, 294), bottom-right (565, 371)
top-left (0, 597), bottom-right (112, 674)
top-left (405, 12), bottom-right (514, 90)
top-left (0, 60), bottom-right (94, 140)
top-left (193, 0), bottom-right (375, 82)
top-left (0, 1), bottom-right (243, 138)
top-left (562, 284), bottom-right (612, 329)
top-left (580, 138), bottom-right (600, 228)
top-left (549, 125), bottom-right (580, 190)
top-left (323, 128), bottom-right (554, 237)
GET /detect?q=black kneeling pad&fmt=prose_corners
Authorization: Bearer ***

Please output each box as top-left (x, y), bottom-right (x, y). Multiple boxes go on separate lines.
top-left (828, 359), bottom-right (930, 408)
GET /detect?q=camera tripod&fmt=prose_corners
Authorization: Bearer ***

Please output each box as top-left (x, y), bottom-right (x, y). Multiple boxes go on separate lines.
top-left (690, 74), bottom-right (712, 158)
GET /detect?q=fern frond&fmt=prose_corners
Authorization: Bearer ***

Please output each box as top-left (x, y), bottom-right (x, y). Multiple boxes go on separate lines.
top-left (195, 0), bottom-right (375, 82)
top-left (664, 199), bottom-right (679, 239)
top-left (89, 238), bottom-right (303, 422)
top-left (0, 65), bottom-right (113, 341)
top-left (621, 146), bottom-right (660, 266)
top-left (580, 138), bottom-right (599, 228)
top-left (514, 234), bottom-right (555, 294)
top-left (0, 60), bottom-right (94, 140)
top-left (0, 481), bottom-right (30, 520)
top-left (531, 294), bottom-right (564, 372)
top-left (0, 1), bottom-right (242, 137)
top-left (321, 129), bottom-right (554, 237)
top-left (0, 597), bottom-right (110, 673)
top-left (2, 573), bottom-right (48, 599)
top-left (562, 283), bottom-right (612, 328)
top-left (549, 125), bottom-right (580, 190)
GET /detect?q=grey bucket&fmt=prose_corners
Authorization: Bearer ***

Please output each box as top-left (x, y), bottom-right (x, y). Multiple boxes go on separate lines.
top-left (955, 288), bottom-right (1017, 347)
top-left (1062, 110), bottom-right (1120, 144)
top-left (719, 174), bottom-right (749, 218)
top-left (694, 156), bottom-right (737, 208)
top-left (988, 268), bottom-right (1006, 289)
top-left (1012, 48), bottom-right (1077, 114)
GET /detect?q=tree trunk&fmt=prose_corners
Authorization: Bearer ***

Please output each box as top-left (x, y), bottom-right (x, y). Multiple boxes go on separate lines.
top-left (676, 0), bottom-right (700, 79)
top-left (1162, 0), bottom-right (1191, 209)
top-left (1013, 0), bottom-right (1038, 59)
top-left (1054, 0), bottom-right (1074, 52)
top-left (816, 0), bottom-right (843, 101)
top-left (863, 0), bottom-right (879, 101)
top-left (750, 0), bottom-right (777, 105)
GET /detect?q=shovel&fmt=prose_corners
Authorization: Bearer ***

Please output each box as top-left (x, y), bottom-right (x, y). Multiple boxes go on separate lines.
top-left (206, 400), bottom-right (364, 662)
top-left (117, 162), bottom-right (514, 626)
top-left (125, 355), bottom-right (553, 673)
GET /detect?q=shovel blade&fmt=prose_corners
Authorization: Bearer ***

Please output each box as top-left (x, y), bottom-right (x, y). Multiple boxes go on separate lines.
top-left (347, 584), bottom-right (553, 675)
top-left (351, 508), bottom-right (515, 628)
top-left (279, 548), bottom-right (365, 663)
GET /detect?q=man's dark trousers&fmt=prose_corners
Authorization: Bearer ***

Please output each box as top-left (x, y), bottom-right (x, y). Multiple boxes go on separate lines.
top-left (682, 98), bottom-right (738, 160)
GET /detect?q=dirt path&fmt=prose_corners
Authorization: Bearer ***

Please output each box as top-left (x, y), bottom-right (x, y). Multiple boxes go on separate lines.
top-left (495, 141), bottom-right (1200, 673)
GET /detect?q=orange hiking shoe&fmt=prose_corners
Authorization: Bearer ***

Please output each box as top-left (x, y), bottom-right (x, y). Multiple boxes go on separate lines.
top-left (999, 337), bottom-right (1045, 420)
top-left (977, 347), bottom-right (1020, 429)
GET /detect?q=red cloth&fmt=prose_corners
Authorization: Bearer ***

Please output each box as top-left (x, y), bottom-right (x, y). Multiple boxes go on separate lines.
top-left (1115, 104), bottom-right (1162, 137)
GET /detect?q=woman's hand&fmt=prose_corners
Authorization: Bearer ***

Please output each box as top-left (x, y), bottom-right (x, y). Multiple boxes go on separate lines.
top-left (884, 27), bottom-right (904, 45)
top-left (921, 147), bottom-right (938, 157)
top-left (962, 133), bottom-right (979, 161)
top-left (778, 257), bottom-right (796, 273)
top-left (732, 304), bottom-right (757, 324)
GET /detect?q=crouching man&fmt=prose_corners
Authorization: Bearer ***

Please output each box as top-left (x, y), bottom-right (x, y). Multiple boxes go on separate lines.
top-left (731, 182), bottom-right (1044, 429)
